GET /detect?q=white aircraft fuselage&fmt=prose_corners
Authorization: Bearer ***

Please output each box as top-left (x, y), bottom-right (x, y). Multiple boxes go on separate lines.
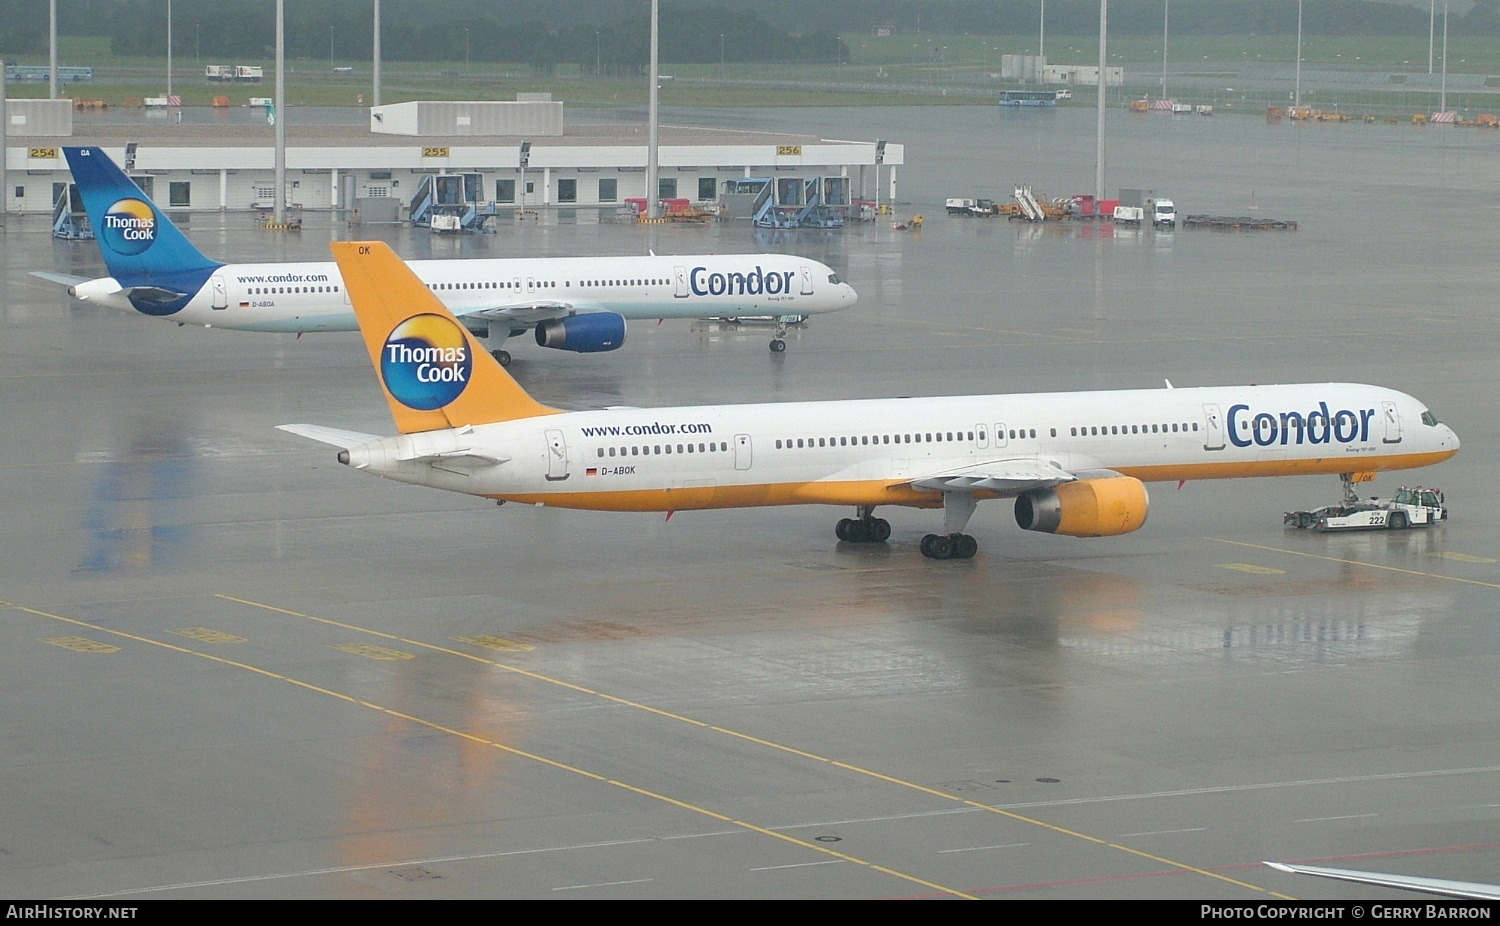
top-left (340, 382), bottom-right (1456, 515)
top-left (69, 252), bottom-right (856, 334)
top-left (280, 241), bottom-right (1459, 561)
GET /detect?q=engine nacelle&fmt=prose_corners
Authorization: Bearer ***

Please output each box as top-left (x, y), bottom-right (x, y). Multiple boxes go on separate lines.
top-left (534, 313), bottom-right (626, 353)
top-left (1015, 475), bottom-right (1149, 537)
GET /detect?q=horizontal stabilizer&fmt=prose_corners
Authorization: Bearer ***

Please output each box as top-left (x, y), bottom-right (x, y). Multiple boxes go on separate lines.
top-left (277, 424), bottom-right (381, 448)
top-left (910, 458), bottom-right (1078, 495)
top-left (29, 270), bottom-right (92, 288)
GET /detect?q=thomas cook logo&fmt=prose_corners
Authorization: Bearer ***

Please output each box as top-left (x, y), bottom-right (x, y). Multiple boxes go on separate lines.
top-left (101, 198), bottom-right (157, 256)
top-left (380, 314), bottom-right (473, 410)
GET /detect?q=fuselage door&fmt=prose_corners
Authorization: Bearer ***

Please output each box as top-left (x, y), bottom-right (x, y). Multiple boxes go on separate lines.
top-left (799, 265), bottom-right (813, 295)
top-left (526, 276), bottom-right (536, 294)
top-left (544, 429), bottom-right (569, 481)
top-left (1202, 404), bottom-right (1226, 451)
top-left (734, 434), bottom-right (752, 471)
top-left (210, 274), bottom-right (228, 309)
top-left (1381, 401), bottom-right (1403, 444)
top-left (673, 265), bottom-right (689, 298)
top-left (993, 423), bottom-right (1008, 449)
top-left (975, 423), bottom-right (990, 449)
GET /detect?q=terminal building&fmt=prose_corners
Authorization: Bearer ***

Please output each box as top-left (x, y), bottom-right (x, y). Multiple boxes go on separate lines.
top-left (1, 98), bottom-right (904, 227)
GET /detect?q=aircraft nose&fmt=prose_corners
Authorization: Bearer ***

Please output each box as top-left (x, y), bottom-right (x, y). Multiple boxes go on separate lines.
top-left (842, 284), bottom-right (858, 307)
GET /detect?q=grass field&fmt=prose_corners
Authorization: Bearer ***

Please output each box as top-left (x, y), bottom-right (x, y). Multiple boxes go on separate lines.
top-left (5, 31), bottom-right (1496, 112)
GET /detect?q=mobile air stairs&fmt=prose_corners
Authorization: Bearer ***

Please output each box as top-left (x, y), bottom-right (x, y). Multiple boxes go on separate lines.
top-left (52, 183), bottom-right (94, 239)
top-left (1013, 185), bottom-right (1045, 222)
top-left (409, 173), bottom-right (498, 233)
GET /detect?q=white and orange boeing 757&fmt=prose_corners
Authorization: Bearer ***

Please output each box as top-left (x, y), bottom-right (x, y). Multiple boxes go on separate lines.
top-left (279, 242), bottom-right (1460, 560)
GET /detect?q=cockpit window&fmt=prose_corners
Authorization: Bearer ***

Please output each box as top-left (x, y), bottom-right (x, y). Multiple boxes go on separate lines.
top-left (1422, 411), bottom-right (1439, 426)
top-left (827, 273), bottom-right (841, 284)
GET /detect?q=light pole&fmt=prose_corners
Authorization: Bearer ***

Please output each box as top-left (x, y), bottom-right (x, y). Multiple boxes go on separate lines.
top-left (373, 0), bottom-right (381, 107)
top-left (1294, 0), bottom-right (1303, 109)
top-left (1161, 0), bottom-right (1168, 100)
top-left (647, 0), bottom-right (660, 220)
top-left (1039, 0), bottom-right (1045, 60)
top-left (1095, 0), bottom-right (1107, 203)
top-left (720, 34), bottom-right (725, 80)
top-left (274, 0), bottom-right (285, 226)
top-left (1440, 0), bottom-right (1448, 113)
top-left (49, 0), bottom-right (56, 100)
top-left (166, 0), bottom-right (173, 98)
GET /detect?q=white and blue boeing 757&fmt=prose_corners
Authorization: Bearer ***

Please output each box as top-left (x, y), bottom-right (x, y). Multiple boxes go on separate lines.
top-left (39, 146), bottom-right (856, 363)
top-left (278, 242), bottom-right (1459, 560)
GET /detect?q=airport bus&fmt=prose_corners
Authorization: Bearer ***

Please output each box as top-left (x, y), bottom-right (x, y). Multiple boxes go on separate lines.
top-left (999, 89), bottom-right (1061, 106)
top-left (4, 65), bottom-right (93, 82)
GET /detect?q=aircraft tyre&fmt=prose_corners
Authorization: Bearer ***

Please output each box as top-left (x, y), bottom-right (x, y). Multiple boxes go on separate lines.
top-left (1388, 511), bottom-right (1408, 530)
top-left (492, 349), bottom-right (512, 367)
top-left (770, 338), bottom-right (786, 353)
top-left (836, 517), bottom-right (890, 544)
top-left (921, 533), bottom-right (977, 560)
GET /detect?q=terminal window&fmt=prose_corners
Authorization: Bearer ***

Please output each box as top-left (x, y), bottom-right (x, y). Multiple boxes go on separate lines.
top-left (557, 179), bottom-right (577, 203)
top-left (657, 178), bottom-right (677, 199)
top-left (169, 182), bottom-right (190, 207)
top-left (698, 177), bottom-right (716, 200)
top-left (495, 179), bottom-right (515, 203)
top-left (598, 178), bottom-right (617, 202)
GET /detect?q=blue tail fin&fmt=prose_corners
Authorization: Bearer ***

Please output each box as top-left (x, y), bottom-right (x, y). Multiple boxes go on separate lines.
top-left (64, 146), bottom-right (222, 313)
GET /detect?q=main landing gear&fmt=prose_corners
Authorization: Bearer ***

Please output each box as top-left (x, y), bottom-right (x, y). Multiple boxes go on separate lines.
top-left (920, 491), bottom-right (979, 560)
top-left (833, 494), bottom-right (982, 560)
top-left (835, 506), bottom-right (891, 543)
top-left (481, 328), bottom-right (519, 368)
top-left (919, 533), bottom-right (978, 560)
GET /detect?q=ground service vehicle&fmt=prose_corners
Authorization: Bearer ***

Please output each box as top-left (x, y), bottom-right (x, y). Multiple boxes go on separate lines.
top-left (1285, 486), bottom-right (1447, 531)
top-left (1149, 198), bottom-right (1177, 227)
top-left (1113, 205), bottom-right (1144, 225)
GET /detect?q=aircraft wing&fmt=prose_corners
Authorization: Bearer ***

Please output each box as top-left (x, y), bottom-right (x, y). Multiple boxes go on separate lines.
top-left (1264, 861), bottom-right (1500, 901)
top-left (455, 300), bottom-right (576, 328)
top-left (908, 457), bottom-right (1078, 495)
top-left (30, 270), bottom-right (93, 288)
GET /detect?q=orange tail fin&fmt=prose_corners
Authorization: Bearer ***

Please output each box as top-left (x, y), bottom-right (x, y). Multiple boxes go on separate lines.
top-left (330, 241), bottom-right (557, 433)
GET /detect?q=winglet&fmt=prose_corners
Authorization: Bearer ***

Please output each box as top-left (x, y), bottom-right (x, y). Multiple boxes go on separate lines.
top-left (330, 241), bottom-right (559, 434)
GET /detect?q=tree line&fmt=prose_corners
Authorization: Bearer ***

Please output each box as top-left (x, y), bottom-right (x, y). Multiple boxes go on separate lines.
top-left (3, 1), bottom-right (1497, 61)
